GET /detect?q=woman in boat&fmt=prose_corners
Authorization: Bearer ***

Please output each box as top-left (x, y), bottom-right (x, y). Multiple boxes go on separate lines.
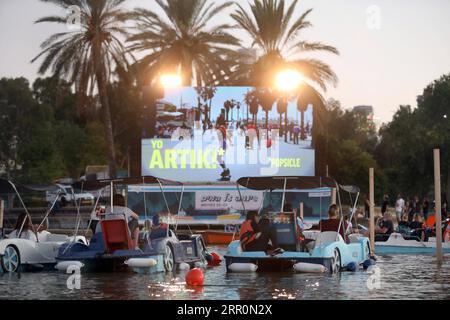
top-left (239, 211), bottom-right (282, 255)
top-left (8, 213), bottom-right (38, 241)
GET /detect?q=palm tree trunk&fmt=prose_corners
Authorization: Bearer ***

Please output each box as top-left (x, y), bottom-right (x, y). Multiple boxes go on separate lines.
top-left (284, 112), bottom-right (288, 143)
top-left (301, 111), bottom-right (305, 140)
top-left (279, 115), bottom-right (282, 135)
top-left (94, 45), bottom-right (116, 178)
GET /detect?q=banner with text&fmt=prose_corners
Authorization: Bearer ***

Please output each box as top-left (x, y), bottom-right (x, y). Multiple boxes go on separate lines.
top-left (195, 189), bottom-right (264, 211)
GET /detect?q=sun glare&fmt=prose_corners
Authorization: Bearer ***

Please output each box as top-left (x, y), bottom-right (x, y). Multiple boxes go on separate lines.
top-left (275, 70), bottom-right (304, 92)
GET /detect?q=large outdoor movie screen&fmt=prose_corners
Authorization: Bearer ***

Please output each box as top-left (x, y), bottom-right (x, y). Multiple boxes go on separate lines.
top-left (142, 87), bottom-right (315, 182)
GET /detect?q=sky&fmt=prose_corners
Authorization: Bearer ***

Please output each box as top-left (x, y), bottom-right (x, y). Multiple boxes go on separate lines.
top-left (1, 0), bottom-right (450, 123)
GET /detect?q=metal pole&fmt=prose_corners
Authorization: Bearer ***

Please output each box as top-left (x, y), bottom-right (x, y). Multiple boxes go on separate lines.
top-left (175, 185), bottom-right (185, 231)
top-left (434, 149), bottom-right (443, 263)
top-left (236, 183), bottom-right (247, 213)
top-left (369, 168), bottom-right (375, 254)
top-left (280, 178), bottom-right (288, 212)
top-left (0, 199), bottom-right (4, 238)
top-left (299, 202), bottom-right (304, 220)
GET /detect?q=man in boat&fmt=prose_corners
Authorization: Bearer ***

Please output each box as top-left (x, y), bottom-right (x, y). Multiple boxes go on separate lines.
top-left (409, 213), bottom-right (427, 241)
top-left (149, 214), bottom-right (169, 240)
top-left (366, 211), bottom-right (394, 242)
top-left (239, 211), bottom-right (283, 255)
top-left (105, 194), bottom-right (140, 249)
top-left (319, 204), bottom-right (349, 243)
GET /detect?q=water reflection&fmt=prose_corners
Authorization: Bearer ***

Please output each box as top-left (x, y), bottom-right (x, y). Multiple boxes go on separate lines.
top-left (0, 250), bottom-right (448, 300)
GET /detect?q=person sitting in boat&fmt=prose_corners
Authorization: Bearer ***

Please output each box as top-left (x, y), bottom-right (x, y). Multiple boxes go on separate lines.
top-left (239, 211), bottom-right (283, 255)
top-left (8, 213), bottom-right (40, 241)
top-left (409, 213), bottom-right (426, 241)
top-left (372, 212), bottom-right (394, 241)
top-left (344, 215), bottom-right (353, 234)
top-left (149, 214), bottom-right (169, 240)
top-left (397, 214), bottom-right (411, 234)
top-left (105, 194), bottom-right (140, 249)
top-left (319, 204), bottom-right (349, 242)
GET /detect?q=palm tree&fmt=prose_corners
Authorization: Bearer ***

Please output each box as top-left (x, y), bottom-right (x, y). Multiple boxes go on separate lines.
top-left (231, 0), bottom-right (338, 96)
top-left (128, 0), bottom-right (240, 86)
top-left (257, 88), bottom-right (276, 130)
top-left (276, 95), bottom-right (288, 140)
top-left (195, 86), bottom-right (216, 126)
top-left (297, 83), bottom-right (325, 145)
top-left (224, 100), bottom-right (232, 123)
top-left (32, 0), bottom-right (130, 177)
top-left (245, 89), bottom-right (259, 124)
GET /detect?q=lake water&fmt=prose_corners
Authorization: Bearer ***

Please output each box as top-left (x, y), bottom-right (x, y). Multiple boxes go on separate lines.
top-left (0, 248), bottom-right (449, 300)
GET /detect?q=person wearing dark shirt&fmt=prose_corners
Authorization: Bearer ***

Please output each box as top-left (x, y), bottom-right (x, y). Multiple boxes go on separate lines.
top-left (409, 213), bottom-right (425, 241)
top-left (239, 211), bottom-right (282, 255)
top-left (319, 204), bottom-right (349, 242)
top-left (397, 214), bottom-right (411, 234)
top-left (372, 212), bottom-right (394, 241)
top-left (364, 195), bottom-right (371, 219)
top-left (422, 197), bottom-right (430, 220)
top-left (381, 194), bottom-right (389, 215)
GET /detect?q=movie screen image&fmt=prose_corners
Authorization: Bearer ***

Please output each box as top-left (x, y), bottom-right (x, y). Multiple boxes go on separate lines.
top-left (142, 87), bottom-right (315, 182)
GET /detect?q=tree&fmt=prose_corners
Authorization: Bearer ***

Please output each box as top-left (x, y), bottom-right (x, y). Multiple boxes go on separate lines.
top-left (196, 86), bottom-right (217, 126)
top-left (297, 85), bottom-right (324, 142)
top-left (256, 88), bottom-right (276, 130)
top-left (245, 89), bottom-right (259, 124)
top-left (127, 0), bottom-right (240, 86)
top-left (276, 95), bottom-right (288, 140)
top-left (231, 0), bottom-right (338, 96)
top-left (0, 78), bottom-right (38, 180)
top-left (32, 0), bottom-right (131, 178)
top-left (224, 100), bottom-right (232, 123)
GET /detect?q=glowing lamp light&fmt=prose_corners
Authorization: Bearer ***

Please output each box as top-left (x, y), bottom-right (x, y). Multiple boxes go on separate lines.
top-left (160, 74), bottom-right (182, 88)
top-left (275, 70), bottom-right (303, 92)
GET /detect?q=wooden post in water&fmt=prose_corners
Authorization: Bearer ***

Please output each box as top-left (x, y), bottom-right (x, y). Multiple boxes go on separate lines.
top-left (369, 168), bottom-right (375, 254)
top-left (434, 149), bottom-right (443, 264)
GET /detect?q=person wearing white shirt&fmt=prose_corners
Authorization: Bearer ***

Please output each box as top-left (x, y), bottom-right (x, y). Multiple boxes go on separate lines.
top-left (104, 194), bottom-right (140, 249)
top-left (395, 194), bottom-right (405, 224)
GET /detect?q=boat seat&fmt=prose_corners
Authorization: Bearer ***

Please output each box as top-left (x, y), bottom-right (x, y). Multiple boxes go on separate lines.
top-left (314, 231), bottom-right (344, 248)
top-left (101, 219), bottom-right (134, 253)
top-left (348, 233), bottom-right (362, 244)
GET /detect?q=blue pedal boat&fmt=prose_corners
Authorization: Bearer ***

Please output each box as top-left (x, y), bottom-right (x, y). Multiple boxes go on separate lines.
top-left (55, 176), bottom-right (209, 273)
top-left (224, 177), bottom-right (372, 273)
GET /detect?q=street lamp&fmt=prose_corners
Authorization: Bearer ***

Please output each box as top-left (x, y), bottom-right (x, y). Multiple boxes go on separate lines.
top-left (275, 70), bottom-right (303, 92)
top-left (160, 74), bottom-right (182, 88)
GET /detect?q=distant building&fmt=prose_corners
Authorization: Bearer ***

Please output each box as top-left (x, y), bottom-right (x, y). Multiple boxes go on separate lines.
top-left (353, 105), bottom-right (374, 121)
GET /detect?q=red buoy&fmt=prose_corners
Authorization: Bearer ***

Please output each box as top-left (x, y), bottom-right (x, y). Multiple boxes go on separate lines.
top-left (185, 268), bottom-right (204, 286)
top-left (208, 252), bottom-right (222, 266)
